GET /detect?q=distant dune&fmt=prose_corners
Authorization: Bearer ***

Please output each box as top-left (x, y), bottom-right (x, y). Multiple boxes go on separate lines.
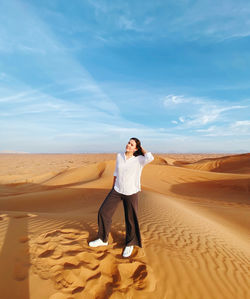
top-left (0, 150), bottom-right (29, 154)
top-left (0, 153), bottom-right (249, 299)
top-left (181, 153), bottom-right (250, 173)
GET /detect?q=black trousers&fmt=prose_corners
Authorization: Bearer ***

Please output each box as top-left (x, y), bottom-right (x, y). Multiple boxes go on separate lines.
top-left (97, 188), bottom-right (142, 247)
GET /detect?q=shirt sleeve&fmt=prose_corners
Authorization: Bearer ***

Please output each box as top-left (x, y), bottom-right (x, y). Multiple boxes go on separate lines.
top-left (113, 153), bottom-right (119, 176)
top-left (138, 152), bottom-right (154, 166)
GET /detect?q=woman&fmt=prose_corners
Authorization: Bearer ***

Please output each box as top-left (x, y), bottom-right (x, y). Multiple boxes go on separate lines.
top-left (89, 137), bottom-right (154, 258)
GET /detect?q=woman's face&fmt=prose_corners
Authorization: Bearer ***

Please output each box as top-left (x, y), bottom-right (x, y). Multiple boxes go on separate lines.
top-left (126, 139), bottom-right (137, 153)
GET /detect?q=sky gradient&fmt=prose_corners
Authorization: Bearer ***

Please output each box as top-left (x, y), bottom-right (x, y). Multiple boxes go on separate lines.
top-left (0, 0), bottom-right (250, 153)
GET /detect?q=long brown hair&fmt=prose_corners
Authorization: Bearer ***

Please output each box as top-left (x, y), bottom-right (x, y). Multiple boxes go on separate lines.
top-left (130, 137), bottom-right (144, 157)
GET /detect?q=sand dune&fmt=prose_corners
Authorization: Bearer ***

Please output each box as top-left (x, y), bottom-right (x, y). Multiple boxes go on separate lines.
top-left (181, 153), bottom-right (250, 174)
top-left (0, 153), bottom-right (249, 299)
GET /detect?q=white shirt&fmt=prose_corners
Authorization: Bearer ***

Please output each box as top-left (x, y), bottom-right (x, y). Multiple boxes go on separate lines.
top-left (113, 152), bottom-right (154, 195)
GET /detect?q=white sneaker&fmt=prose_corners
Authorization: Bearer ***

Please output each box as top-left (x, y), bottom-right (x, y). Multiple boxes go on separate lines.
top-left (122, 245), bottom-right (134, 258)
top-left (89, 238), bottom-right (108, 247)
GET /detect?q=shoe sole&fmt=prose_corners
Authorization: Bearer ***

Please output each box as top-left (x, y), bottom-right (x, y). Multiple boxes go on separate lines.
top-left (123, 250), bottom-right (133, 258)
top-left (89, 243), bottom-right (108, 247)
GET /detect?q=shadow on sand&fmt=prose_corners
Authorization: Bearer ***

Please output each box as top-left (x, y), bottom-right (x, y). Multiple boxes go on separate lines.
top-left (0, 214), bottom-right (30, 299)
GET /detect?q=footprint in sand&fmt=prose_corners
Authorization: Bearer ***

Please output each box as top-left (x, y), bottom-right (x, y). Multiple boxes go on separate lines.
top-left (29, 228), bottom-right (156, 297)
top-left (19, 236), bottom-right (30, 243)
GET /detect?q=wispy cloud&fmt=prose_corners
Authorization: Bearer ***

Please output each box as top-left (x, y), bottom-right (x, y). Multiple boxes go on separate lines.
top-left (162, 94), bottom-right (249, 140)
top-left (188, 105), bottom-right (247, 126)
top-left (162, 94), bottom-right (205, 108)
top-left (164, 94), bottom-right (246, 121)
top-left (85, 0), bottom-right (250, 43)
top-left (196, 126), bottom-right (217, 133)
top-left (195, 120), bottom-right (250, 137)
top-left (0, 0), bottom-right (122, 117)
top-left (163, 95), bottom-right (191, 106)
top-left (118, 16), bottom-right (139, 31)
top-left (0, 0), bottom-right (158, 152)
top-left (179, 116), bottom-right (185, 123)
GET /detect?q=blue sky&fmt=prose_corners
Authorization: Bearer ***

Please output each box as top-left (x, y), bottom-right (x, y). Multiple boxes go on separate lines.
top-left (0, 0), bottom-right (249, 153)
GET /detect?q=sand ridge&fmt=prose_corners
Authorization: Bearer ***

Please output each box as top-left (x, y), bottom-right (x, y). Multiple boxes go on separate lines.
top-left (181, 153), bottom-right (250, 173)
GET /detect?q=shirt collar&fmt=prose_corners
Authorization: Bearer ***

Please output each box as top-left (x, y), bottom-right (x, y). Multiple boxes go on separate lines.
top-left (123, 152), bottom-right (135, 161)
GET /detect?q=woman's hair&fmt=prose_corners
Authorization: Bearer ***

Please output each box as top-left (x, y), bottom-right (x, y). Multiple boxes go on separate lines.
top-left (130, 137), bottom-right (144, 157)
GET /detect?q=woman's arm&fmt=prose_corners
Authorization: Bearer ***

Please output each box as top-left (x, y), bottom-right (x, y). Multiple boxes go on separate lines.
top-left (138, 147), bottom-right (154, 166)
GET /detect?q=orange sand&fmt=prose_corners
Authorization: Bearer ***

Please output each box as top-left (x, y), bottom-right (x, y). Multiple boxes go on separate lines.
top-left (0, 153), bottom-right (249, 299)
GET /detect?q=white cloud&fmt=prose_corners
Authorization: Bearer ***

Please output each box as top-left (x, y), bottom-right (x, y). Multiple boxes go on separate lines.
top-left (169, 0), bottom-right (250, 41)
top-left (196, 126), bottom-right (217, 133)
top-left (162, 94), bottom-right (249, 139)
top-left (0, 86), bottom-right (48, 103)
top-left (166, 98), bottom-right (247, 128)
top-left (0, 1), bottom-right (114, 106)
top-left (162, 94), bottom-right (204, 108)
top-left (163, 95), bottom-right (189, 106)
top-left (119, 16), bottom-right (136, 31)
top-left (0, 85), bottom-right (120, 120)
top-left (85, 0), bottom-right (250, 42)
top-left (0, 0), bottom-right (122, 119)
top-left (179, 116), bottom-right (185, 123)
top-left (231, 120), bottom-right (250, 134)
top-left (189, 105), bottom-right (247, 126)
top-left (232, 120), bottom-right (250, 127)
top-left (195, 120), bottom-right (250, 137)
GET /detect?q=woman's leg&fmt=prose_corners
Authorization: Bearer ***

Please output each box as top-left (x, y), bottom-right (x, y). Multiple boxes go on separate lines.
top-left (97, 188), bottom-right (122, 242)
top-left (122, 192), bottom-right (142, 248)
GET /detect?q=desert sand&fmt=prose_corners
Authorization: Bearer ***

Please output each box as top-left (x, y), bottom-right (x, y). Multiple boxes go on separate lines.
top-left (0, 152), bottom-right (249, 299)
